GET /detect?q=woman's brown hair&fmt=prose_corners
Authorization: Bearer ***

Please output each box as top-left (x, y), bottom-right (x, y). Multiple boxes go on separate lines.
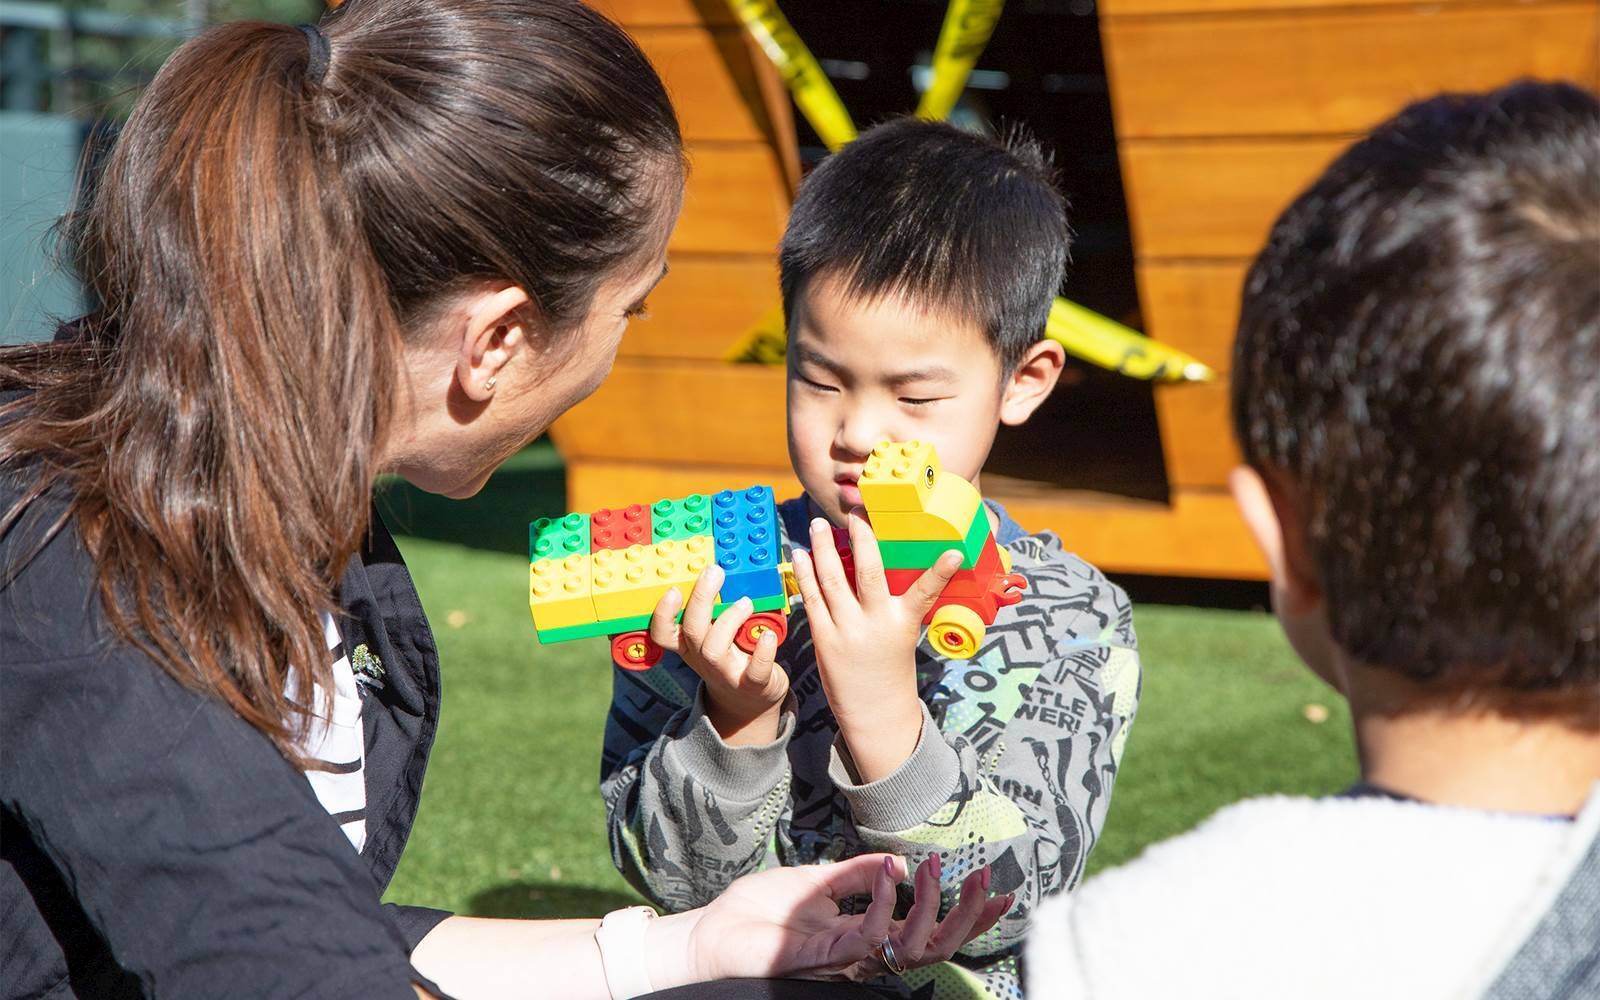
top-left (0, 0), bottom-right (681, 761)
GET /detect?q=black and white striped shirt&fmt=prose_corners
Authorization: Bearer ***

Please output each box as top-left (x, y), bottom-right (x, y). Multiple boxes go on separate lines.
top-left (293, 613), bottom-right (367, 852)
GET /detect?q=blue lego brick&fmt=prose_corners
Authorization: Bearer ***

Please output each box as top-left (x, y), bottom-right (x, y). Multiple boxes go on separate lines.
top-left (530, 512), bottom-right (591, 562)
top-left (711, 485), bottom-right (784, 603)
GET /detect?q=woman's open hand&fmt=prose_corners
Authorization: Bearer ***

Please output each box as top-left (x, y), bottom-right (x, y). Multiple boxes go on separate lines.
top-left (674, 853), bottom-right (1012, 984)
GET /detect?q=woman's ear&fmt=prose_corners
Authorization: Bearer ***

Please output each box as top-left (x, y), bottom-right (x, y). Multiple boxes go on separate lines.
top-left (1230, 465), bottom-right (1322, 615)
top-left (998, 338), bottom-right (1067, 426)
top-left (454, 284), bottom-right (534, 403)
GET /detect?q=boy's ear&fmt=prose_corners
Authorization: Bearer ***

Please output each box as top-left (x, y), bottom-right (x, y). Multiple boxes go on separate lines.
top-left (1230, 465), bottom-right (1322, 614)
top-left (998, 338), bottom-right (1067, 426)
top-left (453, 284), bottom-right (534, 403)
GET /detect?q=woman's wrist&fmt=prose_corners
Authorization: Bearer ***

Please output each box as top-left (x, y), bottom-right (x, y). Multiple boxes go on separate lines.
top-left (643, 909), bottom-right (707, 992)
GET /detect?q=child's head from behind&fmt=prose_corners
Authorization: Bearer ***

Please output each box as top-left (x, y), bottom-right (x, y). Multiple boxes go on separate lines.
top-left (1230, 81), bottom-right (1599, 710)
top-left (779, 118), bottom-right (1069, 522)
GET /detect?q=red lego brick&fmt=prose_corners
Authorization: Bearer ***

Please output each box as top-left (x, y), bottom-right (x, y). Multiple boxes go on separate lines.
top-left (591, 503), bottom-right (652, 551)
top-left (885, 537), bottom-right (1002, 599)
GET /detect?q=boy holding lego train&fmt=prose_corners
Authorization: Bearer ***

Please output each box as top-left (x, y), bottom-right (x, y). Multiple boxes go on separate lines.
top-left (600, 118), bottom-right (1142, 1000)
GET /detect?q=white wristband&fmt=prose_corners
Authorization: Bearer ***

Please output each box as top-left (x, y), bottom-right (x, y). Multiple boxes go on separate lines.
top-left (595, 905), bottom-right (658, 1000)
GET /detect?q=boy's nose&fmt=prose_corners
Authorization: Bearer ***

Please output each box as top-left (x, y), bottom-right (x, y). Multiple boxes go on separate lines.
top-left (833, 414), bottom-right (887, 463)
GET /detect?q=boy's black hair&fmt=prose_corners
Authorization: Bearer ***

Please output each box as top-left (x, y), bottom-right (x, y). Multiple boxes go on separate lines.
top-left (779, 118), bottom-right (1069, 372)
top-left (1233, 80), bottom-right (1599, 692)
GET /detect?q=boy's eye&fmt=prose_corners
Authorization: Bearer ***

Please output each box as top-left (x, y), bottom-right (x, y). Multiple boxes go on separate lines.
top-left (900, 396), bottom-right (944, 407)
top-left (799, 375), bottom-right (839, 393)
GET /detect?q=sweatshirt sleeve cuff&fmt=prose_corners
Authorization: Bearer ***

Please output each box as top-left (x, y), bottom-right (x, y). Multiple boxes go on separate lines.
top-left (662, 685), bottom-right (796, 801)
top-left (828, 701), bottom-right (962, 832)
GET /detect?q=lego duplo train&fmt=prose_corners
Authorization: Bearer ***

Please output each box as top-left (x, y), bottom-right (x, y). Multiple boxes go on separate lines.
top-left (528, 441), bottom-right (1026, 669)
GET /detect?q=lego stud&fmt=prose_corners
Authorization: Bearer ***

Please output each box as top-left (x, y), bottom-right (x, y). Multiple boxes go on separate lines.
top-left (713, 490), bottom-right (737, 508)
top-left (745, 505), bottom-right (770, 525)
top-left (594, 508), bottom-right (614, 525)
top-left (563, 577), bottom-right (584, 593)
top-left (715, 512), bottom-right (737, 531)
top-left (563, 513), bottom-right (584, 529)
top-left (685, 494), bottom-right (708, 510)
top-left (652, 499), bottom-right (673, 517)
top-left (686, 514), bottom-right (707, 533)
top-left (624, 547), bottom-right (646, 563)
top-left (533, 517), bottom-right (552, 531)
top-left (594, 569), bottom-right (613, 586)
top-left (744, 486), bottom-right (769, 502)
top-left (563, 554), bottom-right (584, 571)
top-left (532, 578), bottom-right (552, 596)
top-left (717, 551), bottom-right (738, 569)
top-left (688, 557), bottom-right (706, 572)
top-left (594, 550), bottom-right (616, 568)
top-left (625, 567), bottom-right (645, 582)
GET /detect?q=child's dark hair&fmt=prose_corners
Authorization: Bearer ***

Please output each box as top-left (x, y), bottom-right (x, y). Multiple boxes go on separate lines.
top-left (779, 118), bottom-right (1069, 372)
top-left (1233, 80), bottom-right (1599, 693)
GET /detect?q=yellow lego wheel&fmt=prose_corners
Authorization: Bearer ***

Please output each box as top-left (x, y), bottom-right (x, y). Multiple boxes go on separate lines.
top-left (928, 605), bottom-right (985, 659)
top-left (611, 631), bottom-right (663, 672)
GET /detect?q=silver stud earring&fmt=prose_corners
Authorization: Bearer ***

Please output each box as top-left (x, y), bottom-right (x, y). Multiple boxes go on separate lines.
top-left (485, 377), bottom-right (497, 391)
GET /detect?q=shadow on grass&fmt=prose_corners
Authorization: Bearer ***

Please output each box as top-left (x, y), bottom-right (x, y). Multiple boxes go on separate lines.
top-left (467, 880), bottom-right (644, 919)
top-left (376, 441), bottom-right (567, 557)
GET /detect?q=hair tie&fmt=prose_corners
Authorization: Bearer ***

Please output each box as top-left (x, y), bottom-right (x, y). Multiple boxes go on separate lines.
top-left (297, 23), bottom-right (331, 85)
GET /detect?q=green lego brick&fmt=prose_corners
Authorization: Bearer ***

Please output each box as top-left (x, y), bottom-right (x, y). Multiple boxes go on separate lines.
top-left (530, 512), bottom-right (591, 562)
top-left (534, 592), bottom-right (789, 645)
top-left (651, 493), bottom-right (715, 542)
top-left (878, 505), bottom-right (988, 570)
top-left (713, 592), bottom-right (788, 617)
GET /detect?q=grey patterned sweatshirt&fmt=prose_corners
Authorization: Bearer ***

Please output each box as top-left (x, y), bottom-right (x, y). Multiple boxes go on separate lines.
top-left (599, 498), bottom-right (1141, 1000)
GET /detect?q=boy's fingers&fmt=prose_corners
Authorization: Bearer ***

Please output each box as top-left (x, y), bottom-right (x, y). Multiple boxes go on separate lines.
top-left (704, 595), bottom-right (753, 657)
top-left (646, 586), bottom-right (684, 651)
top-left (846, 509), bottom-right (887, 603)
top-left (908, 550), bottom-right (963, 618)
top-left (790, 549), bottom-right (835, 633)
top-left (808, 518), bottom-right (854, 607)
top-left (745, 627), bottom-right (780, 689)
top-left (679, 564), bottom-right (724, 648)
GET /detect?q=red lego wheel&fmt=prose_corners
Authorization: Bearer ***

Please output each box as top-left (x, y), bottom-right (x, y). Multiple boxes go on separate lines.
top-left (733, 612), bottom-right (788, 653)
top-left (611, 631), bottom-right (663, 672)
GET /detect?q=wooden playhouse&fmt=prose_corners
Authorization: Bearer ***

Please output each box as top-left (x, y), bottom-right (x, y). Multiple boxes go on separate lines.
top-left (561, 0), bottom-right (1599, 580)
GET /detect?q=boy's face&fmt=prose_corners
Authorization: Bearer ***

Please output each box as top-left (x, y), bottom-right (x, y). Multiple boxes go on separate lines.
top-left (785, 274), bottom-right (1012, 526)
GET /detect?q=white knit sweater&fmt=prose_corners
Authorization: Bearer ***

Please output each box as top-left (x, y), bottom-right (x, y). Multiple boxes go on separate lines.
top-left (1026, 785), bottom-right (1600, 999)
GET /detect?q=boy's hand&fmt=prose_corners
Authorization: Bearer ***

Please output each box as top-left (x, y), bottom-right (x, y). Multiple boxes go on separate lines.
top-left (649, 564), bottom-right (788, 746)
top-left (791, 512), bottom-right (962, 782)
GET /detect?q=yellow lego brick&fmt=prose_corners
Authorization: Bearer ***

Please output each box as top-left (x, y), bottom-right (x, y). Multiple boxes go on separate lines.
top-left (591, 537), bottom-right (713, 620)
top-left (529, 554), bottom-right (597, 631)
top-left (868, 484), bottom-right (980, 541)
top-left (859, 440), bottom-right (942, 513)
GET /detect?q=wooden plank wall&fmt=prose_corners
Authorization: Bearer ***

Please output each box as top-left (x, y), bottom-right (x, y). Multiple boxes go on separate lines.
top-left (552, 2), bottom-right (797, 496)
top-left (1100, 0), bottom-right (1600, 491)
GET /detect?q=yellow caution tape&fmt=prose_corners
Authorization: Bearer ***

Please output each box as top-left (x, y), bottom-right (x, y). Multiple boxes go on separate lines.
top-left (1047, 297), bottom-right (1214, 383)
top-left (723, 301), bottom-right (790, 364)
top-left (726, 0), bottom-right (857, 152)
top-left (916, 0), bottom-right (1006, 122)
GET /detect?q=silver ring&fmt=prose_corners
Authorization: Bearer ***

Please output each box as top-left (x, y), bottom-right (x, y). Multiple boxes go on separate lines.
top-left (879, 938), bottom-right (908, 976)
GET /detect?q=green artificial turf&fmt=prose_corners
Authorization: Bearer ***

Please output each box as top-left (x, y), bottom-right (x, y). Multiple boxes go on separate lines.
top-left (378, 446), bottom-right (1357, 917)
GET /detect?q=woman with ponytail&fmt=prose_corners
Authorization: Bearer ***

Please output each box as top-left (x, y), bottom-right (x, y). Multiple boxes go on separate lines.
top-left (0, 2), bottom-right (1006, 997)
